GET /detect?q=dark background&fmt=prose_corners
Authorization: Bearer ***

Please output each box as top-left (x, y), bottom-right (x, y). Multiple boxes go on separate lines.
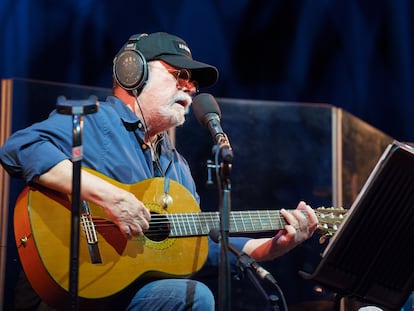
top-left (1, 0), bottom-right (414, 142)
top-left (2, 1), bottom-right (414, 310)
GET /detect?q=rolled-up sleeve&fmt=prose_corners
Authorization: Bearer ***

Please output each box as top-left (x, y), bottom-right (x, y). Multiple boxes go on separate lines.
top-left (0, 113), bottom-right (72, 182)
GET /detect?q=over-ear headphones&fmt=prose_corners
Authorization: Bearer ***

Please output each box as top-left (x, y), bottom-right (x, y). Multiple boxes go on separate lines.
top-left (113, 33), bottom-right (149, 92)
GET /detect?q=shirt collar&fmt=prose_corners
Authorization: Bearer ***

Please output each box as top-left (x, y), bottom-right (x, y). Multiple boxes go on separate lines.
top-left (107, 95), bottom-right (145, 131)
top-left (106, 95), bottom-right (176, 153)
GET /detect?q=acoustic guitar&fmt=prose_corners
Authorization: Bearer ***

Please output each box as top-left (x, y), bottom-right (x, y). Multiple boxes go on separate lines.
top-left (14, 168), bottom-right (345, 308)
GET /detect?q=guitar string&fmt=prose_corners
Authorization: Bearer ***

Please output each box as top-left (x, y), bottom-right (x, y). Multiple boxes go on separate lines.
top-left (84, 208), bottom-right (339, 226)
top-left (89, 212), bottom-right (287, 225)
top-left (88, 217), bottom-right (288, 229)
top-left (87, 210), bottom-right (322, 227)
top-left (86, 222), bottom-right (340, 238)
top-left (87, 211), bottom-right (302, 237)
top-left (87, 201), bottom-right (321, 236)
top-left (86, 220), bottom-right (337, 238)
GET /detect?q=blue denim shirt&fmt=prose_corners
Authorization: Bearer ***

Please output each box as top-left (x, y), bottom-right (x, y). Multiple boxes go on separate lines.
top-left (0, 95), bottom-right (249, 273)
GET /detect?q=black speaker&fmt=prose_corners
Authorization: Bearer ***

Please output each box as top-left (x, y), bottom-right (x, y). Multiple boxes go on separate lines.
top-left (113, 33), bottom-right (149, 92)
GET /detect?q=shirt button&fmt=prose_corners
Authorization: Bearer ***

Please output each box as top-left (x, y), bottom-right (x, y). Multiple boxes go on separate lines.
top-left (141, 144), bottom-right (148, 150)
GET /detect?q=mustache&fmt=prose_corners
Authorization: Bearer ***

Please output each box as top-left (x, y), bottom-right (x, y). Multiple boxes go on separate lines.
top-left (171, 92), bottom-right (193, 114)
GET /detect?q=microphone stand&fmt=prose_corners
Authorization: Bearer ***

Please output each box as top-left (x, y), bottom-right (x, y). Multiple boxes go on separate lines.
top-left (228, 244), bottom-right (281, 311)
top-left (209, 228), bottom-right (285, 311)
top-left (56, 96), bottom-right (98, 310)
top-left (213, 144), bottom-right (232, 311)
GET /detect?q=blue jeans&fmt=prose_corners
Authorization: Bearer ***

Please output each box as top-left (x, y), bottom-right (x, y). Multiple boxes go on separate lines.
top-left (126, 279), bottom-right (215, 311)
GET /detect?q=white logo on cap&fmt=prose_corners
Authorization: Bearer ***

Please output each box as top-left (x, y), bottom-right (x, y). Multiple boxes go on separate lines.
top-left (178, 43), bottom-right (191, 55)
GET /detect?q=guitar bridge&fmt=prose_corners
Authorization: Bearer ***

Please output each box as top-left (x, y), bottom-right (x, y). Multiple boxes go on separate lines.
top-left (81, 201), bottom-right (102, 264)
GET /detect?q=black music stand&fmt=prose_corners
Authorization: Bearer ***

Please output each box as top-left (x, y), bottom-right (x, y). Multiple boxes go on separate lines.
top-left (300, 141), bottom-right (414, 310)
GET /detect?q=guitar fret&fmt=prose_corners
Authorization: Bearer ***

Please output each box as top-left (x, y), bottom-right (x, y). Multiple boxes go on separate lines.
top-left (189, 213), bottom-right (196, 235)
top-left (245, 211), bottom-right (253, 231)
top-left (251, 211), bottom-right (260, 230)
top-left (188, 213), bottom-right (198, 235)
top-left (249, 211), bottom-right (256, 231)
top-left (277, 210), bottom-right (285, 229)
top-left (253, 211), bottom-right (259, 230)
top-left (201, 212), bottom-right (217, 235)
top-left (265, 210), bottom-right (272, 230)
top-left (259, 211), bottom-right (267, 229)
top-left (202, 212), bottom-right (214, 234)
top-left (241, 211), bottom-right (248, 231)
top-left (169, 214), bottom-right (175, 236)
top-left (257, 211), bottom-right (267, 229)
top-left (230, 212), bottom-right (238, 232)
top-left (193, 213), bottom-right (201, 234)
top-left (172, 214), bottom-right (179, 236)
top-left (188, 213), bottom-right (200, 235)
top-left (183, 213), bottom-right (189, 235)
top-left (237, 211), bottom-right (246, 231)
top-left (172, 214), bottom-right (183, 236)
top-left (190, 214), bottom-right (198, 235)
top-left (188, 213), bottom-right (194, 235)
top-left (178, 214), bottom-right (185, 235)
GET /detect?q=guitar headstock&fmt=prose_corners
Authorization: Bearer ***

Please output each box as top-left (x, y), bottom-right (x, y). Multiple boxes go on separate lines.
top-left (315, 207), bottom-right (348, 243)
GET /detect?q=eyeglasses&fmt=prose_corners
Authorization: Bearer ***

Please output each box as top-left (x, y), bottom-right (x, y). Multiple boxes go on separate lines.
top-left (166, 68), bottom-right (198, 91)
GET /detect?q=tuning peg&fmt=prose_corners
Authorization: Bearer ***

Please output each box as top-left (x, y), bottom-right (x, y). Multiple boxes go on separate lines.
top-left (319, 233), bottom-right (332, 244)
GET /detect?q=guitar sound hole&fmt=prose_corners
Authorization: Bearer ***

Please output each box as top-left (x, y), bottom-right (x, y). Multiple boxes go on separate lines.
top-left (146, 213), bottom-right (170, 242)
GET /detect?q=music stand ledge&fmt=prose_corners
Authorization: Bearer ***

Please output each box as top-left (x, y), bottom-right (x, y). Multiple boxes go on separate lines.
top-left (300, 141), bottom-right (414, 310)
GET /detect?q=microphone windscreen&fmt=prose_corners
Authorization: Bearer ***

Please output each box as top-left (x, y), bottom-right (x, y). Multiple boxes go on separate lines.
top-left (192, 93), bottom-right (222, 126)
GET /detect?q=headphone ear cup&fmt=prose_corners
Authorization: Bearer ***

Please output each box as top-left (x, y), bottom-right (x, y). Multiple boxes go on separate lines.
top-left (113, 49), bottom-right (148, 91)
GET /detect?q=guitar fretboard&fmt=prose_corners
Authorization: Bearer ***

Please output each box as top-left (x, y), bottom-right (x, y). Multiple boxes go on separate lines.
top-left (164, 210), bottom-right (288, 237)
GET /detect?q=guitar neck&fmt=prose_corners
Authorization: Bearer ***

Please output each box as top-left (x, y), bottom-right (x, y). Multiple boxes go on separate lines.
top-left (166, 210), bottom-right (287, 237)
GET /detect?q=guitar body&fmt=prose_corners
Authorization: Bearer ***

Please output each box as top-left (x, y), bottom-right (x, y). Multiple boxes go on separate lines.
top-left (14, 171), bottom-right (208, 308)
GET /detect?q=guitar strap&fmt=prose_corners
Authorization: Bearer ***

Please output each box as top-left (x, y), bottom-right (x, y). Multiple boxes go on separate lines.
top-left (184, 280), bottom-right (197, 310)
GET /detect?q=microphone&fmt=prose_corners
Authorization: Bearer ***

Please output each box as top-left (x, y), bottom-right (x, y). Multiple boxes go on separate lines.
top-left (192, 93), bottom-right (234, 163)
top-left (209, 228), bottom-right (278, 286)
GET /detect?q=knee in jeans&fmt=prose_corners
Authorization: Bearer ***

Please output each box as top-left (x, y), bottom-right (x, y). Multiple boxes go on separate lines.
top-left (193, 281), bottom-right (214, 305)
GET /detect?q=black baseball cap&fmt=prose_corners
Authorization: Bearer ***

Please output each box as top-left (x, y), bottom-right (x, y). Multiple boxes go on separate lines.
top-left (120, 32), bottom-right (219, 88)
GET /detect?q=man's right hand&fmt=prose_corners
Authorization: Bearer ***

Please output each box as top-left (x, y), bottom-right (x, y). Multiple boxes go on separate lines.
top-left (34, 159), bottom-right (151, 239)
